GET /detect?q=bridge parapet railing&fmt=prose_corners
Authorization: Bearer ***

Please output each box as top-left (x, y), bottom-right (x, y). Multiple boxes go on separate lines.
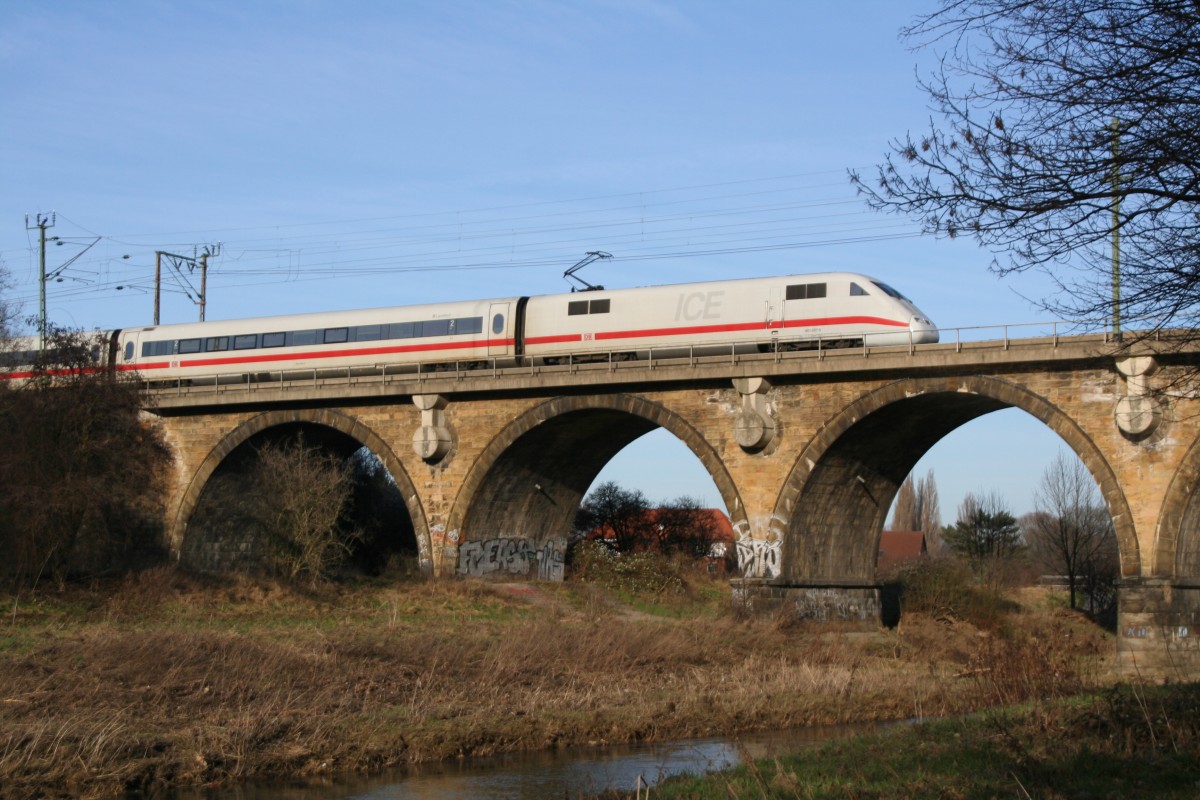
top-left (139, 318), bottom-right (1137, 398)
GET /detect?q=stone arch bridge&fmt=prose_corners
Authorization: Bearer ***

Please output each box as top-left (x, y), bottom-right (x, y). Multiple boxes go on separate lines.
top-left (146, 333), bottom-right (1200, 675)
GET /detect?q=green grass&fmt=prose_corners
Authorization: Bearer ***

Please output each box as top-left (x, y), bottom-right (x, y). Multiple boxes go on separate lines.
top-left (619, 684), bottom-right (1200, 799)
top-left (0, 633), bottom-right (41, 655)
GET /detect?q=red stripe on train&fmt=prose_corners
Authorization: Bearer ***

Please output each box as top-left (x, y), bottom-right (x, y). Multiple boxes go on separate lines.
top-left (527, 315), bottom-right (908, 346)
top-left (125, 338), bottom-right (515, 373)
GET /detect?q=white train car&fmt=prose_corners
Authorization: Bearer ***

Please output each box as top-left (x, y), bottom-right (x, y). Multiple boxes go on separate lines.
top-left (0, 271), bottom-right (938, 385)
top-left (113, 296), bottom-right (522, 383)
top-left (0, 336), bottom-right (47, 380)
top-left (521, 272), bottom-right (937, 363)
top-left (0, 332), bottom-right (115, 382)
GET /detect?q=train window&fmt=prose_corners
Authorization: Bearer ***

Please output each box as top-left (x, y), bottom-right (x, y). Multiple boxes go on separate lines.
top-left (850, 283), bottom-right (867, 296)
top-left (424, 319), bottom-right (451, 337)
top-left (7, 349), bottom-right (39, 366)
top-left (458, 316), bottom-right (483, 335)
top-left (289, 330), bottom-right (318, 346)
top-left (205, 337), bottom-right (229, 352)
top-left (178, 338), bottom-right (201, 354)
top-left (872, 281), bottom-right (909, 301)
top-left (124, 342), bottom-right (134, 361)
top-left (390, 322), bottom-right (415, 339)
top-left (141, 340), bottom-right (173, 357)
top-left (233, 334), bottom-right (258, 350)
top-left (355, 324), bottom-right (383, 342)
top-left (492, 314), bottom-right (505, 334)
top-left (262, 332), bottom-right (286, 348)
top-left (324, 327), bottom-right (349, 344)
top-left (568, 299), bottom-right (609, 315)
top-left (785, 282), bottom-right (828, 300)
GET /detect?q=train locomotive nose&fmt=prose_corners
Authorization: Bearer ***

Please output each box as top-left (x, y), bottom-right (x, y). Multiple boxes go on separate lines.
top-left (909, 314), bottom-right (939, 344)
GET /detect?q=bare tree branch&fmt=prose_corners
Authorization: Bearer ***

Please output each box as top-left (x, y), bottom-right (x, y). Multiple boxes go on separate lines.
top-left (853, 0), bottom-right (1200, 332)
top-left (1026, 452), bottom-right (1118, 614)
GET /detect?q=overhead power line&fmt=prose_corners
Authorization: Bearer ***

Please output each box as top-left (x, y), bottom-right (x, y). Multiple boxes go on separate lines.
top-left (6, 174), bottom-right (925, 317)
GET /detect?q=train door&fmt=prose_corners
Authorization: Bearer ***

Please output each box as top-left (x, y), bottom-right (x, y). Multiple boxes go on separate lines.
top-left (766, 287), bottom-right (783, 329)
top-left (488, 302), bottom-right (510, 356)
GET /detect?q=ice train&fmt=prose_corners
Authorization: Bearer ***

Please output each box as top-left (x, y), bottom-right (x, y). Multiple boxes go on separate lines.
top-left (2, 272), bottom-right (938, 383)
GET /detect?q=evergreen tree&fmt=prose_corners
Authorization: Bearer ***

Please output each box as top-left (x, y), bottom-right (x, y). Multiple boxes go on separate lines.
top-left (943, 492), bottom-right (1023, 581)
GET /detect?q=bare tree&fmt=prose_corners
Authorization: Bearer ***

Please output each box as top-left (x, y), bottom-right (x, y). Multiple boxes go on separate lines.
top-left (916, 472), bottom-right (943, 553)
top-left (890, 476), bottom-right (918, 531)
top-left (0, 260), bottom-right (16, 345)
top-left (248, 436), bottom-right (361, 584)
top-left (890, 470), bottom-right (943, 553)
top-left (853, 1), bottom-right (1200, 336)
top-left (1026, 452), bottom-right (1118, 613)
top-left (652, 495), bottom-right (723, 560)
top-left (572, 481), bottom-right (651, 553)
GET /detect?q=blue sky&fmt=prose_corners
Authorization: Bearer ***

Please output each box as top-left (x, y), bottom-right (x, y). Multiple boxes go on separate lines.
top-left (1, 1), bottom-right (1083, 523)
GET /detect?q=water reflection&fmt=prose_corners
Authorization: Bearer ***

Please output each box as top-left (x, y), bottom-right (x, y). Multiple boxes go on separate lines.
top-left (167, 723), bottom-right (879, 800)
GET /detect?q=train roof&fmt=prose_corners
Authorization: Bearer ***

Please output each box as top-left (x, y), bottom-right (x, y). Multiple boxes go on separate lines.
top-left (114, 271), bottom-right (908, 337)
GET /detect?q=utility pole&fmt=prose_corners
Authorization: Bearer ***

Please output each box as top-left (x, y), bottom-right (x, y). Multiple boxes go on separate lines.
top-left (26, 212), bottom-right (98, 349)
top-left (198, 244), bottom-right (220, 322)
top-left (26, 212), bottom-right (55, 350)
top-left (154, 251), bottom-right (162, 325)
top-left (154, 244), bottom-right (220, 323)
top-left (1111, 118), bottom-right (1123, 342)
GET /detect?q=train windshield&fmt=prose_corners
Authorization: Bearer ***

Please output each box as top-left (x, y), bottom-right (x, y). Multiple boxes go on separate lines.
top-left (872, 281), bottom-right (910, 302)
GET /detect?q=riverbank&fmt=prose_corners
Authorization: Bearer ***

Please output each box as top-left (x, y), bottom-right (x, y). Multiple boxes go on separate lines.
top-left (604, 682), bottom-right (1200, 798)
top-left (0, 568), bottom-right (1114, 798)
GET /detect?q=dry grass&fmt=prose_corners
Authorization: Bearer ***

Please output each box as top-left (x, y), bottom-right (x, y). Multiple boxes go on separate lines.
top-left (606, 682), bottom-right (1200, 800)
top-left (0, 571), bottom-right (1115, 798)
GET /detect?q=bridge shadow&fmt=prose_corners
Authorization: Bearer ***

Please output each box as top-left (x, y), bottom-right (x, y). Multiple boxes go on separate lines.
top-left (771, 376), bottom-right (1139, 612)
top-left (446, 394), bottom-right (746, 581)
top-left (182, 421), bottom-right (419, 577)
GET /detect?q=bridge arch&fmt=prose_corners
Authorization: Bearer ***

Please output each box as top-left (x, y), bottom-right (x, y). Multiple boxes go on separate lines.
top-left (1153, 429), bottom-right (1200, 578)
top-left (769, 375), bottom-right (1140, 584)
top-left (170, 407), bottom-right (432, 573)
top-left (443, 393), bottom-right (746, 579)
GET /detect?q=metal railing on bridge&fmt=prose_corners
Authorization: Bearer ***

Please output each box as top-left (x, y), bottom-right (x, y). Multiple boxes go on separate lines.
top-left (139, 318), bottom-right (1133, 398)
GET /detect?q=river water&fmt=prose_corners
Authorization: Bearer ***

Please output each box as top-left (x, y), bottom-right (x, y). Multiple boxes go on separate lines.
top-left (165, 723), bottom-right (884, 800)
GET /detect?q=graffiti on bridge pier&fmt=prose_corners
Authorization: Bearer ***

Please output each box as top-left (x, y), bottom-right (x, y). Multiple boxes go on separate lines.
top-left (735, 536), bottom-right (781, 579)
top-left (791, 588), bottom-right (879, 622)
top-left (457, 536), bottom-right (566, 581)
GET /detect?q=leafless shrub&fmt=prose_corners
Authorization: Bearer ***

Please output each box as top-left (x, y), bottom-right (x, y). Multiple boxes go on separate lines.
top-left (890, 557), bottom-right (1014, 629)
top-left (193, 434), bottom-right (363, 585)
top-left (251, 436), bottom-right (362, 584)
top-left (967, 632), bottom-right (1084, 708)
top-left (0, 327), bottom-right (170, 589)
